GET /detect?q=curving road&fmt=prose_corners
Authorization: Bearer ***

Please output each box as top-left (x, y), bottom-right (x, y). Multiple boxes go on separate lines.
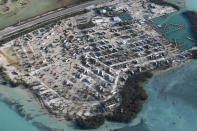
top-left (0, 0), bottom-right (107, 40)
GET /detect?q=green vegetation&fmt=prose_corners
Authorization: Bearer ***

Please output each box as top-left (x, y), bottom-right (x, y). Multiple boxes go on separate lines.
top-left (183, 11), bottom-right (197, 39)
top-left (76, 115), bottom-right (105, 129)
top-left (75, 72), bottom-right (153, 129)
top-left (106, 72), bottom-right (152, 122)
top-left (77, 20), bottom-right (95, 29)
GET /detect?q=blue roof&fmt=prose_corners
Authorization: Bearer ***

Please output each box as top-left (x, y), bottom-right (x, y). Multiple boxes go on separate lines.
top-left (118, 12), bottom-right (132, 21)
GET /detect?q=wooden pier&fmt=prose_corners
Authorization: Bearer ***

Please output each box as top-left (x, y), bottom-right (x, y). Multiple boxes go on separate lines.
top-left (161, 25), bottom-right (185, 35)
top-left (187, 36), bottom-right (196, 42)
top-left (170, 23), bottom-right (183, 27)
top-left (172, 38), bottom-right (186, 48)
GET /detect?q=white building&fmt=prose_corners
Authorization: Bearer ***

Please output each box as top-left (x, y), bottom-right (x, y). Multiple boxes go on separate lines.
top-left (112, 17), bottom-right (122, 22)
top-left (94, 18), bottom-right (104, 23)
top-left (100, 9), bottom-right (107, 14)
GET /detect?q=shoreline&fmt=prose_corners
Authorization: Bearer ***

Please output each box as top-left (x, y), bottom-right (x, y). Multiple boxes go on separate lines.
top-left (0, 0), bottom-right (194, 130)
top-left (0, 59), bottom-right (192, 129)
top-left (0, 84), bottom-right (67, 131)
top-left (152, 58), bottom-right (192, 75)
top-left (76, 72), bottom-right (153, 129)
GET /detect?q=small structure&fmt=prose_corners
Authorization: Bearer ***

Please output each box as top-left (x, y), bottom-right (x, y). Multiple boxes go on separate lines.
top-left (112, 17), bottom-right (122, 22)
top-left (100, 9), bottom-right (107, 14)
top-left (82, 77), bottom-right (91, 83)
top-left (94, 18), bottom-right (104, 23)
top-left (120, 40), bottom-right (127, 45)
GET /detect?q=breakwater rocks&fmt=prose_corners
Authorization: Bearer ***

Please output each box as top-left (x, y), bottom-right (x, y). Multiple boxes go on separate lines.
top-left (0, 96), bottom-right (34, 121)
top-left (75, 72), bottom-right (152, 129)
top-left (32, 122), bottom-right (63, 131)
top-left (183, 11), bottom-right (197, 39)
top-left (149, 0), bottom-right (180, 10)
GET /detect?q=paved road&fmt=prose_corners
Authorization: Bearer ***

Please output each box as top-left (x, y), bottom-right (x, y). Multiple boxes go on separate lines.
top-left (0, 0), bottom-right (107, 40)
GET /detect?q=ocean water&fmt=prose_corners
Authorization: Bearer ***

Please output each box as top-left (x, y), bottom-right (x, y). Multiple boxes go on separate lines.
top-left (0, 101), bottom-right (38, 131)
top-left (120, 60), bottom-right (197, 131)
top-left (0, 85), bottom-right (75, 131)
top-left (0, 84), bottom-right (128, 131)
top-left (2, 60), bottom-right (197, 131)
top-left (1, 0), bottom-right (197, 131)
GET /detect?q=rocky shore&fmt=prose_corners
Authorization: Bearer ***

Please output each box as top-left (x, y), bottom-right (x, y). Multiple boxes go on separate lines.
top-left (0, 66), bottom-right (31, 87)
top-left (183, 11), bottom-right (197, 39)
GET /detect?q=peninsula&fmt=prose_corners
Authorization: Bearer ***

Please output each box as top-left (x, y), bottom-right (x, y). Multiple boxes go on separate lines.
top-left (0, 0), bottom-right (193, 129)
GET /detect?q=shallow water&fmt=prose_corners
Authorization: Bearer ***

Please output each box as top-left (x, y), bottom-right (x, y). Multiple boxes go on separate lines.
top-left (2, 60), bottom-right (197, 131)
top-left (149, 0), bottom-right (197, 51)
top-left (115, 60), bottom-right (197, 131)
top-left (0, 84), bottom-right (129, 131)
top-left (0, 101), bottom-right (38, 131)
top-left (1, 0), bottom-right (197, 131)
top-left (0, 85), bottom-right (75, 131)
top-left (150, 12), bottom-right (196, 51)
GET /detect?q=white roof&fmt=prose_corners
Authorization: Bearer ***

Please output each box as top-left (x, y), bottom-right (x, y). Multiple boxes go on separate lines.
top-left (112, 17), bottom-right (121, 22)
top-left (100, 9), bottom-right (107, 13)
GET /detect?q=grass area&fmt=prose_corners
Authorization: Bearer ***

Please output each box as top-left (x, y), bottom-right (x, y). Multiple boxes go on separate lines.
top-left (77, 20), bottom-right (95, 29)
top-left (0, 9), bottom-right (88, 46)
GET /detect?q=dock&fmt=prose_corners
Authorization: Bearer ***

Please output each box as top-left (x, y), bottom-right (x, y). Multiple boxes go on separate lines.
top-left (161, 25), bottom-right (185, 35)
top-left (187, 36), bottom-right (196, 42)
top-left (170, 23), bottom-right (183, 27)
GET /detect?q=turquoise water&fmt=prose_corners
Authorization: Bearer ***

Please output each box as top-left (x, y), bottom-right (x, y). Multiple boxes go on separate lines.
top-left (0, 84), bottom-right (128, 131)
top-left (116, 60), bottom-right (197, 131)
top-left (0, 85), bottom-right (74, 131)
top-left (2, 60), bottom-right (197, 131)
top-left (149, 0), bottom-right (197, 51)
top-left (0, 101), bottom-right (38, 131)
top-left (150, 12), bottom-right (196, 51)
top-left (1, 0), bottom-right (197, 131)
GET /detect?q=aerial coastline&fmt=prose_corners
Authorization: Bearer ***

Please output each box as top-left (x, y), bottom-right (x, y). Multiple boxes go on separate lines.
top-left (0, 0), bottom-right (196, 130)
